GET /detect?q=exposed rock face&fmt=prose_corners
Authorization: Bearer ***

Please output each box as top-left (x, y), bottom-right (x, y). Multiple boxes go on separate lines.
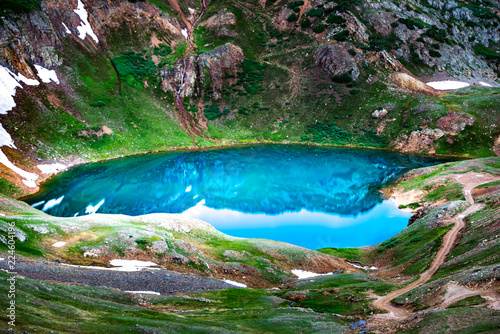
top-left (436, 113), bottom-right (475, 135)
top-left (365, 11), bottom-right (397, 37)
top-left (379, 50), bottom-right (403, 71)
top-left (391, 73), bottom-right (441, 96)
top-left (372, 108), bottom-right (388, 118)
top-left (161, 43), bottom-right (244, 98)
top-left (315, 44), bottom-right (359, 80)
top-left (394, 128), bottom-right (445, 154)
top-left (199, 8), bottom-right (236, 36)
top-left (0, 0), bottom-right (185, 74)
top-left (343, 11), bottom-right (369, 42)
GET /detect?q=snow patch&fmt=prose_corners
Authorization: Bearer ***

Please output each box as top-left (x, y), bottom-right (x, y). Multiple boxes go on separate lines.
top-left (34, 65), bottom-right (60, 84)
top-left (0, 65), bottom-right (39, 115)
top-left (109, 259), bottom-right (158, 272)
top-left (185, 185), bottom-right (192, 192)
top-left (22, 179), bottom-right (37, 188)
top-left (426, 81), bottom-right (470, 90)
top-left (223, 279), bottom-right (247, 288)
top-left (37, 163), bottom-right (67, 174)
top-left (0, 66), bottom-right (40, 187)
top-left (60, 261), bottom-right (159, 272)
top-left (85, 199), bottom-right (105, 215)
top-left (52, 241), bottom-right (67, 248)
top-left (124, 291), bottom-right (161, 295)
top-left (61, 22), bottom-right (72, 34)
top-left (347, 261), bottom-right (377, 271)
top-left (479, 82), bottom-right (493, 87)
top-left (74, 0), bottom-right (99, 43)
top-left (0, 257), bottom-right (4, 261)
top-left (0, 148), bottom-right (39, 188)
top-left (42, 196), bottom-right (64, 211)
top-left (291, 269), bottom-right (334, 279)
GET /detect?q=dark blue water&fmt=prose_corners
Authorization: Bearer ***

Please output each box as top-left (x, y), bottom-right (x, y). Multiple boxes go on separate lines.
top-left (25, 145), bottom-right (446, 249)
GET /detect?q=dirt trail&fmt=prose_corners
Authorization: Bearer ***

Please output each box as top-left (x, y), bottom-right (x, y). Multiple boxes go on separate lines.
top-left (439, 282), bottom-right (500, 309)
top-left (372, 173), bottom-right (500, 320)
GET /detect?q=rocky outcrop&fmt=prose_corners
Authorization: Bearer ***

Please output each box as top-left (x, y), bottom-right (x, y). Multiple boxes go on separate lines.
top-left (315, 44), bottom-right (359, 80)
top-left (161, 43), bottom-right (243, 99)
top-left (394, 128), bottom-right (445, 154)
top-left (343, 11), bottom-right (369, 42)
top-left (436, 113), bottom-right (475, 135)
top-left (199, 8), bottom-right (236, 36)
top-left (391, 73), bottom-right (442, 96)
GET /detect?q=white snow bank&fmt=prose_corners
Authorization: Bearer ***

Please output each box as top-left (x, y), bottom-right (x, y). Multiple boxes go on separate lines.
top-left (347, 261), bottom-right (377, 271)
top-left (62, 22), bottom-right (71, 34)
top-left (37, 163), bottom-right (67, 174)
top-left (185, 185), bottom-right (192, 192)
top-left (60, 260), bottom-right (159, 272)
top-left (52, 241), bottom-right (67, 248)
top-left (0, 65), bottom-right (39, 115)
top-left (426, 81), bottom-right (470, 90)
top-left (0, 257), bottom-right (4, 261)
top-left (42, 196), bottom-right (64, 212)
top-left (124, 291), bottom-right (161, 295)
top-left (0, 66), bottom-right (40, 187)
top-left (85, 198), bottom-right (105, 215)
top-left (109, 259), bottom-right (158, 271)
top-left (479, 82), bottom-right (493, 87)
top-left (291, 269), bottom-right (333, 279)
top-left (34, 65), bottom-right (60, 84)
top-left (74, 0), bottom-right (99, 43)
top-left (223, 279), bottom-right (247, 288)
top-left (0, 146), bottom-right (39, 188)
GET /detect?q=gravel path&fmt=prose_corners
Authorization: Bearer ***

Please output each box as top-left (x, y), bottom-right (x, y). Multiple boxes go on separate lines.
top-left (0, 258), bottom-right (236, 295)
top-left (372, 173), bottom-right (498, 320)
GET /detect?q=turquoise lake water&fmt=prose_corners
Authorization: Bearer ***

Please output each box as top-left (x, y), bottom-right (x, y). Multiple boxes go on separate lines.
top-left (26, 145), bottom-right (446, 249)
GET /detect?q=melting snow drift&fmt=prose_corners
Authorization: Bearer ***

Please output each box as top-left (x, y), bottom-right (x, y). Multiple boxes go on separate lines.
top-left (223, 279), bottom-right (247, 288)
top-left (124, 291), bottom-right (161, 295)
top-left (109, 259), bottom-right (158, 271)
top-left (60, 259), bottom-right (159, 272)
top-left (426, 81), bottom-right (470, 90)
top-left (0, 65), bottom-right (40, 187)
top-left (34, 65), bottom-right (60, 84)
top-left (52, 241), bottom-right (67, 248)
top-left (74, 0), bottom-right (99, 43)
top-left (291, 269), bottom-right (334, 279)
top-left (37, 163), bottom-right (67, 174)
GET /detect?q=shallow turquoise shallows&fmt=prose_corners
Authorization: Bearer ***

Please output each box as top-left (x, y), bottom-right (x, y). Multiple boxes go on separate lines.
top-left (26, 145), bottom-right (446, 249)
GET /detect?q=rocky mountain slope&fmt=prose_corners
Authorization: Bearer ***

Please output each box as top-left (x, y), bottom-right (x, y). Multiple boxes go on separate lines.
top-left (0, 0), bottom-right (498, 196)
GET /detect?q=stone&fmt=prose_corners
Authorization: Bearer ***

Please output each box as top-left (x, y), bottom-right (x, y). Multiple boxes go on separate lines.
top-left (315, 44), bottom-right (359, 80)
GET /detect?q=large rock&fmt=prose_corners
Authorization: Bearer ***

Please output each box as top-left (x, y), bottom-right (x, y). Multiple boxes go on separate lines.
top-left (199, 8), bottom-right (236, 36)
top-left (315, 44), bottom-right (359, 80)
top-left (161, 43), bottom-right (243, 98)
top-left (394, 128), bottom-right (445, 154)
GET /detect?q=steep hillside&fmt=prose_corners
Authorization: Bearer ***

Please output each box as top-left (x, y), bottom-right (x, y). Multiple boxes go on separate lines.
top-left (0, 0), bottom-right (498, 196)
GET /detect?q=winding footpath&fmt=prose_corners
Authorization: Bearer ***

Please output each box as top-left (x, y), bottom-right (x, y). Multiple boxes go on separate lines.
top-left (372, 173), bottom-right (499, 320)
